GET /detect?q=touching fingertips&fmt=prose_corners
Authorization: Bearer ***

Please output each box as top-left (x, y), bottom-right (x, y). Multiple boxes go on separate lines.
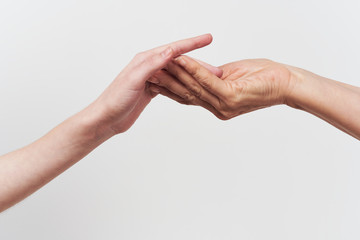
top-left (174, 56), bottom-right (187, 66)
top-left (215, 68), bottom-right (223, 78)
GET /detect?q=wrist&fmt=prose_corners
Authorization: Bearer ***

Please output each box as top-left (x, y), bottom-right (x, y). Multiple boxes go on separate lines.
top-left (72, 103), bottom-right (116, 145)
top-left (283, 65), bottom-right (311, 110)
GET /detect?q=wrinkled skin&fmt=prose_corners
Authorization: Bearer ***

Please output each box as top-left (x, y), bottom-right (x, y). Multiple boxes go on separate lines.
top-left (148, 56), bottom-right (293, 120)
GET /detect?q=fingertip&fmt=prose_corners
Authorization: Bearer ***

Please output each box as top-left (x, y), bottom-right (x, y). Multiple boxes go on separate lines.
top-left (205, 33), bottom-right (213, 43)
top-left (198, 33), bottom-right (213, 46)
top-left (151, 87), bottom-right (160, 93)
top-left (148, 75), bottom-right (160, 84)
top-left (215, 68), bottom-right (223, 78)
top-left (174, 55), bottom-right (187, 67)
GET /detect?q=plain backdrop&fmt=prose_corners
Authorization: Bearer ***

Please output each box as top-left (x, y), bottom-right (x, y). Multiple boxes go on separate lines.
top-left (0, 0), bottom-right (359, 239)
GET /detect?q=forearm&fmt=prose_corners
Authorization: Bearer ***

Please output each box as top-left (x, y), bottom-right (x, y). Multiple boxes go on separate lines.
top-left (0, 104), bottom-right (114, 212)
top-left (286, 66), bottom-right (360, 140)
top-left (0, 34), bottom-right (213, 212)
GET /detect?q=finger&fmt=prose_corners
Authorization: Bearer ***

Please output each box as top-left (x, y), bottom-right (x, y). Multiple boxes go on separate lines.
top-left (174, 55), bottom-right (228, 99)
top-left (134, 33), bottom-right (213, 77)
top-left (173, 55), bottom-right (223, 77)
top-left (166, 61), bottom-right (221, 109)
top-left (124, 34), bottom-right (213, 90)
top-left (123, 47), bottom-right (173, 90)
top-left (192, 57), bottom-right (223, 78)
top-left (151, 33), bottom-right (213, 57)
top-left (148, 70), bottom-right (196, 103)
top-left (136, 33), bottom-right (214, 75)
top-left (148, 83), bottom-right (226, 120)
top-left (148, 83), bottom-right (187, 104)
top-left (145, 81), bottom-right (159, 98)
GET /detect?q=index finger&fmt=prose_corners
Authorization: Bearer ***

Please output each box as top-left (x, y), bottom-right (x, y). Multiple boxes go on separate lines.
top-left (123, 34), bottom-right (214, 90)
top-left (174, 55), bottom-right (228, 99)
top-left (149, 33), bottom-right (213, 57)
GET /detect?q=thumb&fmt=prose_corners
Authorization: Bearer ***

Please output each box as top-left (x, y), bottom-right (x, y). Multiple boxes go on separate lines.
top-left (190, 57), bottom-right (223, 78)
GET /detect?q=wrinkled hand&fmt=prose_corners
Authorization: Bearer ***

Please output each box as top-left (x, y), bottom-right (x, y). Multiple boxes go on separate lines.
top-left (86, 34), bottom-right (221, 135)
top-left (148, 56), bottom-right (295, 120)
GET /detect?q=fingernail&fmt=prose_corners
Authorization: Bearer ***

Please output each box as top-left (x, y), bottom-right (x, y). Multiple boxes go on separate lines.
top-left (161, 47), bottom-right (173, 58)
top-left (150, 87), bottom-right (160, 93)
top-left (175, 56), bottom-right (186, 66)
top-left (148, 76), bottom-right (160, 84)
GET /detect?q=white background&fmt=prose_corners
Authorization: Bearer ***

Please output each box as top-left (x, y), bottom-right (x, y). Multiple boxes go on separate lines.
top-left (0, 0), bottom-right (359, 239)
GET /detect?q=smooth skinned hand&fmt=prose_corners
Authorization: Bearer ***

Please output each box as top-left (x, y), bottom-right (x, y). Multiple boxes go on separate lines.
top-left (83, 34), bottom-right (222, 136)
top-left (0, 35), bottom-right (223, 212)
top-left (148, 56), bottom-right (294, 120)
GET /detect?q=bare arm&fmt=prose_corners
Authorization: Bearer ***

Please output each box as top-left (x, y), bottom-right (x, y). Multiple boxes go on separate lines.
top-left (0, 107), bottom-right (112, 212)
top-left (286, 66), bottom-right (360, 139)
top-left (149, 56), bottom-right (360, 140)
top-left (0, 34), bottom-right (218, 212)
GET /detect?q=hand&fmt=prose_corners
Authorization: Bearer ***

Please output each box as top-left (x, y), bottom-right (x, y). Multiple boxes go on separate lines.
top-left (148, 57), bottom-right (294, 120)
top-left (85, 34), bottom-right (220, 135)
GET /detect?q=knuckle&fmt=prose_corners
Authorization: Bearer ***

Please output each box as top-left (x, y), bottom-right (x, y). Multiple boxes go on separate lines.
top-left (219, 110), bottom-right (234, 120)
top-left (217, 114), bottom-right (231, 121)
top-left (171, 45), bottom-right (180, 56)
top-left (220, 91), bottom-right (240, 111)
top-left (189, 84), bottom-right (202, 97)
top-left (225, 99), bottom-right (238, 111)
top-left (134, 52), bottom-right (146, 64)
top-left (195, 74), bottom-right (211, 89)
top-left (190, 64), bottom-right (201, 76)
top-left (149, 74), bottom-right (160, 84)
top-left (183, 92), bottom-right (196, 103)
top-left (218, 102), bottom-right (237, 118)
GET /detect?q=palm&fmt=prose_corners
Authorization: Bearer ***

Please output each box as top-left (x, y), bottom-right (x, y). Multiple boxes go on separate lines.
top-left (218, 59), bottom-right (291, 112)
top-left (94, 79), bottom-right (154, 134)
top-left (153, 57), bottom-right (293, 120)
top-left (113, 89), bottom-right (153, 133)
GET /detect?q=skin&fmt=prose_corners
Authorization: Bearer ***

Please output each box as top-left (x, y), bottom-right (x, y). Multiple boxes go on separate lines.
top-left (0, 34), bottom-right (222, 213)
top-left (148, 56), bottom-right (360, 140)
